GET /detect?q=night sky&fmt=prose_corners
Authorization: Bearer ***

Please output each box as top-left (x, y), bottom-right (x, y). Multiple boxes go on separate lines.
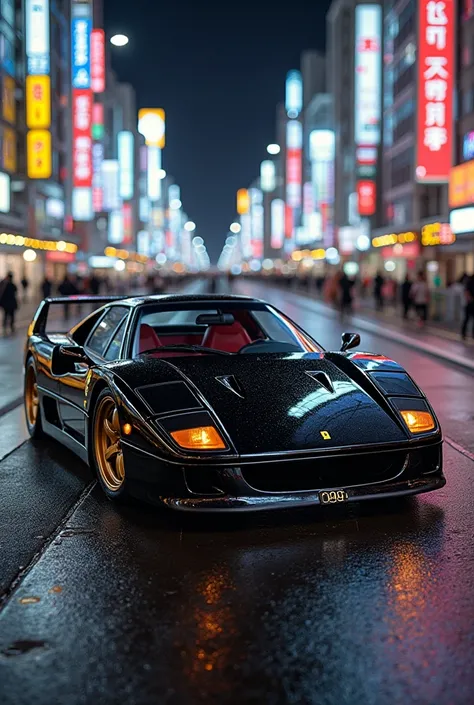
top-left (104, 0), bottom-right (332, 261)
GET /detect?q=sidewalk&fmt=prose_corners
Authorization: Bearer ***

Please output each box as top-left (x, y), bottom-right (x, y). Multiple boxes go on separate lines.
top-left (238, 280), bottom-right (474, 373)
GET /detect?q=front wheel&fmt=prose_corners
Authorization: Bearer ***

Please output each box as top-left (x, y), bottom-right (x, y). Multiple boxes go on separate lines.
top-left (92, 389), bottom-right (129, 502)
top-left (24, 359), bottom-right (44, 439)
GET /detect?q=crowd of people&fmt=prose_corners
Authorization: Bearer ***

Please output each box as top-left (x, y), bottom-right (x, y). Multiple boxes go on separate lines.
top-left (272, 268), bottom-right (474, 341)
top-left (327, 270), bottom-right (474, 339)
top-left (0, 270), bottom-right (194, 335)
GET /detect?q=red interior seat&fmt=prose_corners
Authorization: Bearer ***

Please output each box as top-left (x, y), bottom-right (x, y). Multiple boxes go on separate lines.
top-left (201, 322), bottom-right (252, 353)
top-left (139, 324), bottom-right (162, 352)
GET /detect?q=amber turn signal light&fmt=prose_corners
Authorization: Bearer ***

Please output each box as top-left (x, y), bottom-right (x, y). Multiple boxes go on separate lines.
top-left (400, 410), bottom-right (435, 434)
top-left (170, 426), bottom-right (226, 451)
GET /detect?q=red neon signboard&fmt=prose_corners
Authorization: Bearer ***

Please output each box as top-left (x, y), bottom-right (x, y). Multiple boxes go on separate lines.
top-left (91, 29), bottom-right (106, 93)
top-left (284, 204), bottom-right (293, 239)
top-left (122, 203), bottom-right (133, 244)
top-left (357, 180), bottom-right (376, 216)
top-left (416, 0), bottom-right (454, 183)
top-left (286, 148), bottom-right (302, 208)
top-left (72, 89), bottom-right (93, 188)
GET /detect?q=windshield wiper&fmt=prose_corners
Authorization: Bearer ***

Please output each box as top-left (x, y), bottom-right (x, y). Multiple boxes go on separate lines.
top-left (138, 344), bottom-right (232, 356)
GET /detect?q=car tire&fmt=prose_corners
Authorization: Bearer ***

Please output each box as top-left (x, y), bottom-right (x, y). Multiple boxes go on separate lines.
top-left (91, 388), bottom-right (130, 502)
top-left (24, 358), bottom-right (45, 439)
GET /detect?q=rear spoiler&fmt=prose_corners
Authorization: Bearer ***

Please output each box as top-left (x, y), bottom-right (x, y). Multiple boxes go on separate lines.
top-left (31, 296), bottom-right (128, 337)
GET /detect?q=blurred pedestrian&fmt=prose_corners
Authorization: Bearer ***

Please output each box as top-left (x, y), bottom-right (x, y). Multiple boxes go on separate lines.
top-left (89, 274), bottom-right (101, 295)
top-left (0, 271), bottom-right (18, 334)
top-left (58, 274), bottom-right (78, 319)
top-left (461, 274), bottom-right (474, 340)
top-left (21, 275), bottom-right (29, 303)
top-left (401, 274), bottom-right (412, 319)
top-left (410, 271), bottom-right (430, 327)
top-left (339, 272), bottom-right (354, 318)
top-left (41, 276), bottom-right (52, 299)
top-left (374, 272), bottom-right (385, 310)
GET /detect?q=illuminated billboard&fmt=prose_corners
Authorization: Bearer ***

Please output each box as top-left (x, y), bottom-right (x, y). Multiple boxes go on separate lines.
top-left (92, 142), bottom-right (104, 212)
top-left (72, 16), bottom-right (92, 89)
top-left (271, 199), bottom-right (285, 249)
top-left (26, 75), bottom-right (51, 128)
top-left (449, 159), bottom-right (474, 208)
top-left (27, 129), bottom-right (51, 179)
top-left (310, 130), bottom-right (335, 247)
top-left (102, 160), bottom-right (120, 211)
top-left (72, 90), bottom-right (93, 188)
top-left (285, 70), bottom-right (303, 119)
top-left (109, 210), bottom-right (124, 244)
top-left (118, 131), bottom-right (134, 200)
top-left (25, 0), bottom-right (50, 75)
top-left (0, 172), bottom-right (11, 213)
top-left (147, 146), bottom-right (162, 201)
top-left (91, 29), bottom-right (105, 93)
top-left (416, 0), bottom-right (454, 182)
top-left (354, 5), bottom-right (382, 147)
top-left (260, 160), bottom-right (276, 192)
top-left (72, 187), bottom-right (93, 221)
top-left (138, 109), bottom-right (165, 148)
top-left (286, 120), bottom-right (302, 208)
top-left (357, 181), bottom-right (377, 216)
top-left (237, 188), bottom-right (250, 215)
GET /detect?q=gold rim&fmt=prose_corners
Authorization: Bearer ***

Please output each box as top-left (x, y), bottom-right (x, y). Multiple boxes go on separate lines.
top-left (94, 396), bottom-right (125, 492)
top-left (25, 366), bottom-right (39, 428)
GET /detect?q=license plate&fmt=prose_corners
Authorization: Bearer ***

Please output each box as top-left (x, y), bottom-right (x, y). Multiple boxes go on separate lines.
top-left (319, 490), bottom-right (348, 505)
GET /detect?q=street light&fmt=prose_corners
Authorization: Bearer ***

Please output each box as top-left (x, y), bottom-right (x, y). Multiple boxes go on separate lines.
top-left (184, 221), bottom-right (196, 232)
top-left (230, 222), bottom-right (241, 234)
top-left (267, 144), bottom-right (280, 155)
top-left (110, 34), bottom-right (129, 47)
top-left (158, 169), bottom-right (166, 179)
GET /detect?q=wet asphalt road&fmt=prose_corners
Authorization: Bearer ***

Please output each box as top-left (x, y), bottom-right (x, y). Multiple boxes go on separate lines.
top-left (1, 282), bottom-right (474, 705)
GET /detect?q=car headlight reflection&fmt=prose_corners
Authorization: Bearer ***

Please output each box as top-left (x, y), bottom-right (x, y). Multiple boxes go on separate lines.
top-left (170, 426), bottom-right (226, 451)
top-left (400, 410), bottom-right (435, 434)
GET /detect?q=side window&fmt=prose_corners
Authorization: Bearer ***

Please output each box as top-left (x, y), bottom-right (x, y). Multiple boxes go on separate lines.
top-left (103, 318), bottom-right (127, 361)
top-left (86, 307), bottom-right (129, 357)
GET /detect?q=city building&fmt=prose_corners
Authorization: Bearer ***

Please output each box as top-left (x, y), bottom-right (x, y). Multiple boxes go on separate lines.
top-left (0, 0), bottom-right (76, 290)
top-left (446, 0), bottom-right (474, 280)
top-left (370, 0), bottom-right (455, 284)
top-left (327, 0), bottom-right (383, 273)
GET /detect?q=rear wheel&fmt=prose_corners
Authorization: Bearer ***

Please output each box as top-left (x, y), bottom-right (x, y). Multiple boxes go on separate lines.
top-left (24, 359), bottom-right (44, 439)
top-left (92, 389), bottom-right (129, 501)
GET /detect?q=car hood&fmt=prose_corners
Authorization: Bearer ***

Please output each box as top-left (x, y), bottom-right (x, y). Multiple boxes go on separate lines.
top-left (169, 354), bottom-right (408, 456)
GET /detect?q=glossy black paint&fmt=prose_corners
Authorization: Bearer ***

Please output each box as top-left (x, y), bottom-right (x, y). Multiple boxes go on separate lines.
top-left (23, 294), bottom-right (445, 511)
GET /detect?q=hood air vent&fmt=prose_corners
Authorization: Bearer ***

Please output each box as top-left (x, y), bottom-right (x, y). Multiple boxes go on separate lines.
top-left (215, 375), bottom-right (245, 399)
top-left (305, 371), bottom-right (334, 393)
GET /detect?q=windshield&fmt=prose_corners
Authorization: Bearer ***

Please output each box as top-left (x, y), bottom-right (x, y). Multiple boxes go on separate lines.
top-left (132, 302), bottom-right (322, 357)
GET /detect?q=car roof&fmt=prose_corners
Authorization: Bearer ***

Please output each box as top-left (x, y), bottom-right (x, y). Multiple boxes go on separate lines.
top-left (117, 293), bottom-right (265, 307)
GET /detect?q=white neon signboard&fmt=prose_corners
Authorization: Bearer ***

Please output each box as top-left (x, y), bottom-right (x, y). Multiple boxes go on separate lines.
top-left (285, 70), bottom-right (303, 118)
top-left (118, 131), bottom-right (134, 200)
top-left (354, 5), bottom-right (382, 146)
top-left (26, 0), bottom-right (50, 74)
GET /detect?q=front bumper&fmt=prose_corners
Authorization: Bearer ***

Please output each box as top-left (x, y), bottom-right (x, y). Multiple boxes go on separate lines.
top-left (122, 439), bottom-right (445, 513)
top-left (161, 475), bottom-right (446, 512)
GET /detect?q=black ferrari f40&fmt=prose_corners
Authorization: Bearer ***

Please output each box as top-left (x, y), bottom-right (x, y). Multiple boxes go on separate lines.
top-left (23, 294), bottom-right (445, 511)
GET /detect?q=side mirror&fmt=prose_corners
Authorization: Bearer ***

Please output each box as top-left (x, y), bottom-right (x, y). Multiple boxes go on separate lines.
top-left (52, 344), bottom-right (89, 375)
top-left (340, 332), bottom-right (361, 353)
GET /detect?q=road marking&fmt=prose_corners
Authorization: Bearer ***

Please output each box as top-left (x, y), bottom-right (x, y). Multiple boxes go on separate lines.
top-left (445, 436), bottom-right (474, 462)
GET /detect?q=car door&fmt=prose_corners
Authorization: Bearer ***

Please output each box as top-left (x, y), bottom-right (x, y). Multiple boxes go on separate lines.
top-left (56, 306), bottom-right (130, 444)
